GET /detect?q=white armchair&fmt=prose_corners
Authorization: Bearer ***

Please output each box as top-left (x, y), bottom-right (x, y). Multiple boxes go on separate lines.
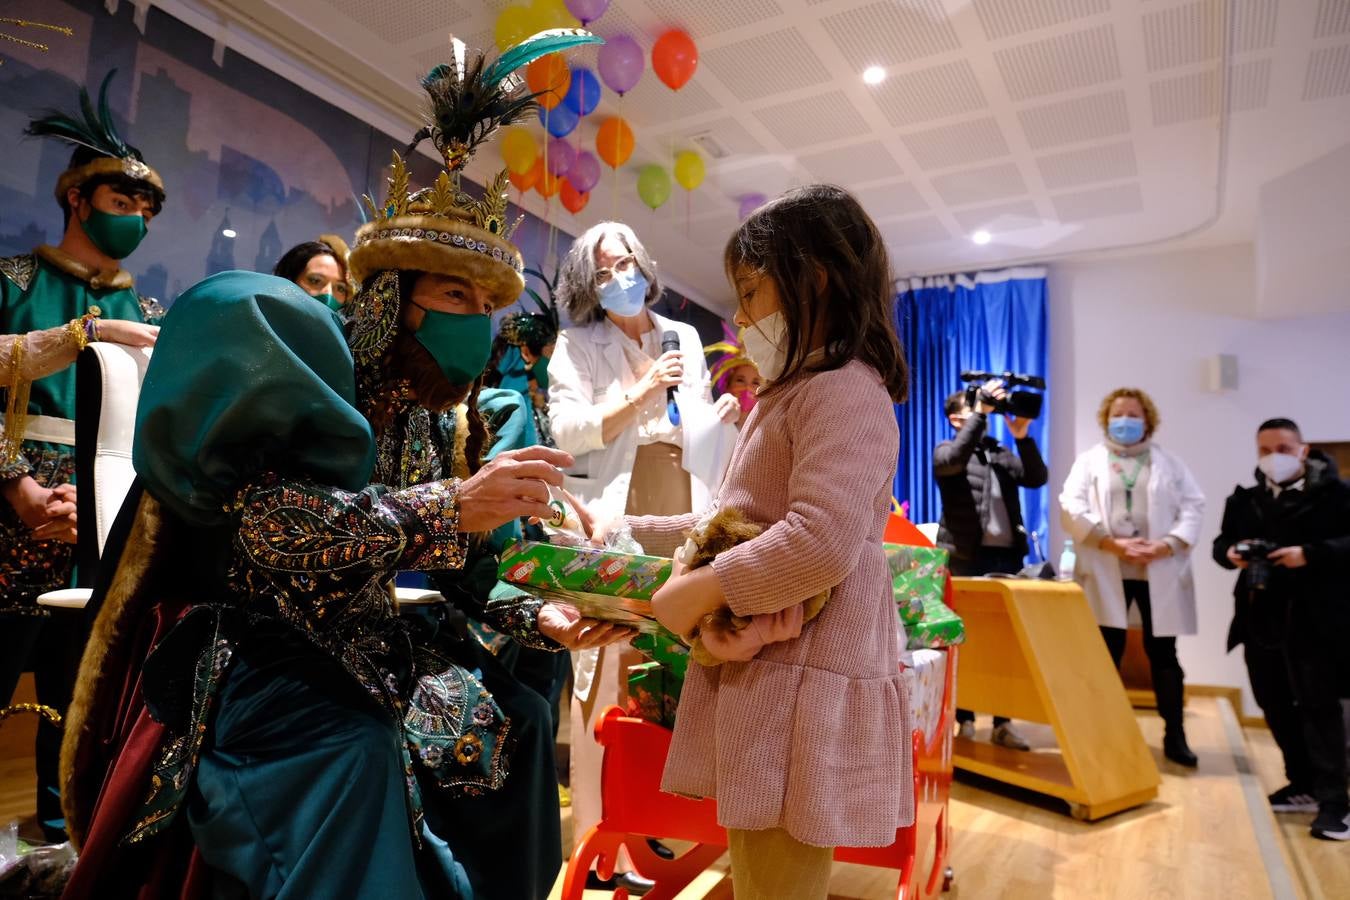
top-left (36, 343), bottom-right (151, 610)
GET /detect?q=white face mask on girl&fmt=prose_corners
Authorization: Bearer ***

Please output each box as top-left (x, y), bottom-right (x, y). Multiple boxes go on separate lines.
top-left (741, 311), bottom-right (789, 383)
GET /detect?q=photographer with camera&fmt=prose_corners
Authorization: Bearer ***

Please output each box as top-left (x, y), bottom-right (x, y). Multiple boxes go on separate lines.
top-left (1213, 418), bottom-right (1350, 840)
top-left (1060, 387), bottom-right (1205, 767)
top-left (935, 374), bottom-right (1047, 751)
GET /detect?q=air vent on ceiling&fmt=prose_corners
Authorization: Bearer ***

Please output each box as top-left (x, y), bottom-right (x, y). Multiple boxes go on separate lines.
top-left (691, 133), bottom-right (733, 160)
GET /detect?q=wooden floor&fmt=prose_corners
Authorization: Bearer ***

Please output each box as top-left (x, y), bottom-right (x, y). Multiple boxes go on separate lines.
top-left (4, 695), bottom-right (1343, 899)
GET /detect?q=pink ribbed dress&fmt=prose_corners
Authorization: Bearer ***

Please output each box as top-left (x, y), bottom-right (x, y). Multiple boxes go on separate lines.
top-left (627, 359), bottom-right (914, 848)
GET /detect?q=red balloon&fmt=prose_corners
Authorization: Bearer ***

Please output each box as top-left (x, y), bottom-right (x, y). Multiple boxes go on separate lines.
top-left (560, 178), bottom-right (589, 214)
top-left (652, 30), bottom-right (698, 91)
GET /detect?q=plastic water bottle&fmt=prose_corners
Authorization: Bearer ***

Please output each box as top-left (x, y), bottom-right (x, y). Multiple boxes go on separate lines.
top-left (1058, 539), bottom-right (1076, 581)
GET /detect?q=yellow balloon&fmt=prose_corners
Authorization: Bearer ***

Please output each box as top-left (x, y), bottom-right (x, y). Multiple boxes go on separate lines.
top-left (500, 127), bottom-right (538, 174)
top-left (532, 0), bottom-right (580, 30)
top-left (673, 150), bottom-right (706, 191)
top-left (494, 6), bottom-right (534, 52)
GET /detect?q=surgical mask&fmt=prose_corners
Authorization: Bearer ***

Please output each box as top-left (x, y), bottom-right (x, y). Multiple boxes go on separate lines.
top-left (412, 307), bottom-right (492, 385)
top-left (80, 208), bottom-right (147, 259)
top-left (597, 267), bottom-right (648, 318)
top-left (741, 311), bottom-right (789, 383)
top-left (1258, 452), bottom-right (1304, 486)
top-left (315, 293), bottom-right (344, 313)
top-left (1108, 416), bottom-right (1146, 446)
top-left (738, 390), bottom-right (757, 414)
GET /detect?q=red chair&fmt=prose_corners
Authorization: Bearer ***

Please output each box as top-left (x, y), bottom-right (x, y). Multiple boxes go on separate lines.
top-left (562, 650), bottom-right (956, 899)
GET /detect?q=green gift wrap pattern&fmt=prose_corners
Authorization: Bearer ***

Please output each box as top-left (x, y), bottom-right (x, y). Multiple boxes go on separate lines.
top-left (885, 543), bottom-right (948, 626)
top-left (498, 541), bottom-right (674, 634)
top-left (626, 661), bottom-right (681, 730)
top-left (906, 587), bottom-right (966, 650)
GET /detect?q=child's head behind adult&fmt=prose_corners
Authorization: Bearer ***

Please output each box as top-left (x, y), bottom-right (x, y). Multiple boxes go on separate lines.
top-left (724, 184), bottom-right (909, 404)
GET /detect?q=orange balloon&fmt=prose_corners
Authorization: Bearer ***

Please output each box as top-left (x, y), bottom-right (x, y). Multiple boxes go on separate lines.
top-left (510, 159), bottom-right (541, 192)
top-left (560, 178), bottom-right (589, 214)
top-left (595, 116), bottom-right (634, 169)
top-left (537, 166), bottom-right (562, 198)
top-left (652, 30), bottom-right (698, 91)
top-left (526, 54), bottom-right (570, 111)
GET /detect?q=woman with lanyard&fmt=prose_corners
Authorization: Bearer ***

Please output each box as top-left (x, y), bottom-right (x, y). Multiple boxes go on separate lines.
top-left (1060, 387), bottom-right (1206, 767)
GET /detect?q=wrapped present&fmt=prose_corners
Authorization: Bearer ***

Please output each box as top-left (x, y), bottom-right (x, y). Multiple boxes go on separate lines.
top-left (906, 587), bottom-right (966, 650)
top-left (498, 541), bottom-right (674, 634)
top-left (885, 543), bottom-right (949, 626)
top-left (632, 631), bottom-right (690, 682)
top-left (626, 661), bottom-right (682, 729)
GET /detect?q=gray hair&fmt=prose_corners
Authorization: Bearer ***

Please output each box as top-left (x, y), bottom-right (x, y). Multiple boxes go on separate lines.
top-left (556, 221), bottom-right (662, 325)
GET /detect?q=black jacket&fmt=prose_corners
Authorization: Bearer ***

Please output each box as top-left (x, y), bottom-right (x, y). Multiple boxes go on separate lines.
top-left (933, 412), bottom-right (1048, 560)
top-left (1212, 456), bottom-right (1350, 651)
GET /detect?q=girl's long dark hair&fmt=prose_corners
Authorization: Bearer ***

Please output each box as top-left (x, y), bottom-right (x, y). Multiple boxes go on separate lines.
top-left (725, 184), bottom-right (909, 403)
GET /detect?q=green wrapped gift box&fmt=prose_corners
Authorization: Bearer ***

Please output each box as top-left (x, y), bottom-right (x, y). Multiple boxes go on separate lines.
top-left (626, 661), bottom-right (682, 730)
top-left (906, 587), bottom-right (966, 650)
top-left (884, 543), bottom-right (949, 626)
top-left (499, 541), bottom-right (674, 634)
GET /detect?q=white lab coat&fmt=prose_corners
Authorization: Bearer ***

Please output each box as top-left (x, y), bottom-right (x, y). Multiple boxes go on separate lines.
top-left (1058, 442), bottom-right (1205, 636)
top-left (547, 311), bottom-right (733, 702)
top-left (547, 311), bottom-right (726, 520)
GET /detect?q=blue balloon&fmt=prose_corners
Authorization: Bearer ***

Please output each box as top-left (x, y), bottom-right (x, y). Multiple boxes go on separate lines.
top-left (562, 67), bottom-right (602, 118)
top-left (539, 102), bottom-right (578, 138)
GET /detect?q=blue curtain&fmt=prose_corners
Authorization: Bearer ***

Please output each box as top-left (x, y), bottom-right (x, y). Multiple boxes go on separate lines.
top-left (892, 269), bottom-right (1050, 561)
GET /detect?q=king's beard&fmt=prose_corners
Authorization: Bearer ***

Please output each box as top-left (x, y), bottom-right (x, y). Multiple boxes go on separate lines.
top-left (389, 330), bottom-right (473, 412)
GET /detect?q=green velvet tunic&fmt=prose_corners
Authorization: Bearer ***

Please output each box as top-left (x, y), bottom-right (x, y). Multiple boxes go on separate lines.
top-left (0, 251), bottom-right (158, 611)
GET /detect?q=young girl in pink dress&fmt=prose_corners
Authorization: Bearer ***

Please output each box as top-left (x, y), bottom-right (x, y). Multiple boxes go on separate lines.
top-left (627, 184), bottom-right (912, 899)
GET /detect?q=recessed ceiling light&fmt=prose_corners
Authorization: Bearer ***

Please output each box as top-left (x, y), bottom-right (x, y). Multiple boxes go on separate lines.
top-left (971, 229), bottom-right (991, 245)
top-left (222, 228), bottom-right (237, 238)
top-left (862, 66), bottom-right (886, 85)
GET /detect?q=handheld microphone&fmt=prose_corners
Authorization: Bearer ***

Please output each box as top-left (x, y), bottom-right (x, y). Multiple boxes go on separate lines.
top-left (661, 330), bottom-right (681, 426)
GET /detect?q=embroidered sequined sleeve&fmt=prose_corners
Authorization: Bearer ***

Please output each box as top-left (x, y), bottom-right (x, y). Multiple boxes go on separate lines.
top-left (483, 582), bottom-right (555, 650)
top-left (0, 446), bottom-right (33, 480)
top-left (428, 546), bottom-right (559, 651)
top-left (234, 476), bottom-right (468, 579)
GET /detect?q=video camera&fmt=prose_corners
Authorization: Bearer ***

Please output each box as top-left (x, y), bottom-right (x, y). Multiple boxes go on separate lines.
top-left (1232, 538), bottom-right (1277, 592)
top-left (960, 370), bottom-right (1046, 421)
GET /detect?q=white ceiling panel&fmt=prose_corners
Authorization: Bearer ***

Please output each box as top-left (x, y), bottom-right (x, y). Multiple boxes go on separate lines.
top-left (1315, 0), bottom-right (1350, 39)
top-left (878, 214), bottom-right (952, 247)
top-left (995, 24), bottom-right (1122, 101)
top-left (641, 0), bottom-right (784, 36)
top-left (1052, 182), bottom-right (1145, 221)
top-left (819, 0), bottom-right (961, 70)
top-left (1018, 89), bottom-right (1131, 150)
top-left (1303, 43), bottom-right (1350, 101)
top-left (702, 27), bottom-right (832, 102)
top-left (870, 59), bottom-right (988, 128)
top-left (752, 90), bottom-right (870, 148)
top-left (798, 140), bottom-right (902, 186)
top-left (1036, 140), bottom-right (1138, 189)
top-left (931, 162), bottom-right (1028, 206)
top-left (901, 117), bottom-right (1011, 171)
top-left (861, 181), bottom-right (929, 219)
top-left (972, 0), bottom-right (1111, 42)
top-left (953, 199), bottom-right (1042, 233)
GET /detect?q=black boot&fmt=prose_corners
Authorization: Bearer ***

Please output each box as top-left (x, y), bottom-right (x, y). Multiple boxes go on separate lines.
top-left (1153, 666), bottom-right (1197, 767)
top-left (1163, 728), bottom-right (1198, 767)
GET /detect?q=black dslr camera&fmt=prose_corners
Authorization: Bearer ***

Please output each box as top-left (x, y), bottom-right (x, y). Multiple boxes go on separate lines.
top-left (1232, 538), bottom-right (1278, 592)
top-left (960, 371), bottom-right (1046, 421)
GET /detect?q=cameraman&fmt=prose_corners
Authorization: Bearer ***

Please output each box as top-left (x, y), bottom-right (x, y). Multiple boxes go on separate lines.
top-left (934, 379), bottom-right (1047, 751)
top-left (1214, 418), bottom-right (1350, 840)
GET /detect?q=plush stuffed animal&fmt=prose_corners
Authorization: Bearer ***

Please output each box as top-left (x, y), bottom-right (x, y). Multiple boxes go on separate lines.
top-left (679, 507), bottom-right (830, 666)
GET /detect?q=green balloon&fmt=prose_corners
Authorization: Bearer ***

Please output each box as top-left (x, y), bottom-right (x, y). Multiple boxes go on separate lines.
top-left (637, 164), bottom-right (671, 210)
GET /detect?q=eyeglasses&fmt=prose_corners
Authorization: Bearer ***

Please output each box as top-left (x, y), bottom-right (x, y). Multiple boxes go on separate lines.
top-left (595, 254), bottom-right (637, 287)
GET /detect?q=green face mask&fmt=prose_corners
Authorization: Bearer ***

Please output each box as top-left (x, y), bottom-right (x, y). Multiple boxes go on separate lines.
top-left (412, 307), bottom-right (492, 385)
top-left (80, 208), bottom-right (147, 260)
top-left (315, 293), bottom-right (344, 312)
top-left (530, 356), bottom-right (550, 392)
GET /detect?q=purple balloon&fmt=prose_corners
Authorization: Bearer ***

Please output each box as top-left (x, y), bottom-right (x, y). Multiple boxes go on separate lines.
top-left (545, 138), bottom-right (576, 177)
top-left (565, 0), bottom-right (610, 25)
top-left (562, 67), bottom-right (601, 118)
top-left (739, 193), bottom-right (768, 220)
top-left (568, 150), bottom-right (601, 192)
top-left (598, 34), bottom-right (644, 96)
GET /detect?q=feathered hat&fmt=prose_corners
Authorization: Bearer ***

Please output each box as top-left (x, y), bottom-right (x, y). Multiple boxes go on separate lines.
top-left (705, 324), bottom-right (759, 394)
top-left (26, 70), bottom-right (165, 209)
top-left (348, 29), bottom-right (600, 316)
top-left (499, 264), bottom-right (561, 351)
